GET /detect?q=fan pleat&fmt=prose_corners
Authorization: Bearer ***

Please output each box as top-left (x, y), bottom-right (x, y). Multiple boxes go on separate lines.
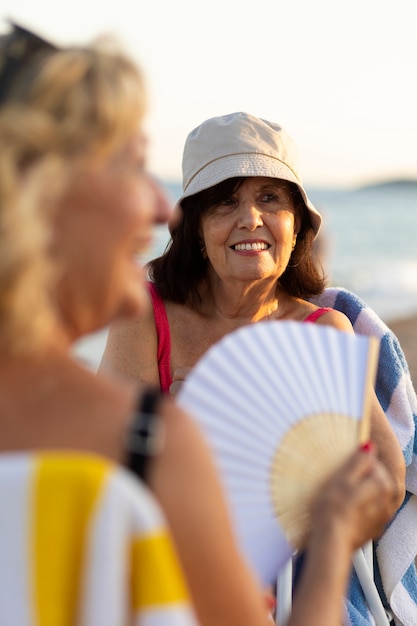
top-left (230, 503), bottom-right (293, 585)
top-left (177, 320), bottom-right (378, 586)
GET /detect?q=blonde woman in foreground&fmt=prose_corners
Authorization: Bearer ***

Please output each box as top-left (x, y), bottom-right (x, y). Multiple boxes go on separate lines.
top-left (0, 22), bottom-right (397, 626)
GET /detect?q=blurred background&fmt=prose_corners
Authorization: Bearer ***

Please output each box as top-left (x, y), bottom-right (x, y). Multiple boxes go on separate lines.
top-left (2, 0), bottom-right (416, 372)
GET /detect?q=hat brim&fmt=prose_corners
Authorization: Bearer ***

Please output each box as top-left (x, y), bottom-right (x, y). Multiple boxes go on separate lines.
top-left (178, 153), bottom-right (322, 237)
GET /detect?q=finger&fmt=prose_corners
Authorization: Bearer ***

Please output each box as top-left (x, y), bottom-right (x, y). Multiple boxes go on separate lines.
top-left (332, 447), bottom-right (379, 486)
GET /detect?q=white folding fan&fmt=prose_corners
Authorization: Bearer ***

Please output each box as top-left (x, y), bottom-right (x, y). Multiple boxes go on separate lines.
top-left (176, 320), bottom-right (379, 586)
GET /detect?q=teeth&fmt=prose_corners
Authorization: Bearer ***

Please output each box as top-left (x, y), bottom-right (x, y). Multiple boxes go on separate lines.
top-left (234, 242), bottom-right (269, 251)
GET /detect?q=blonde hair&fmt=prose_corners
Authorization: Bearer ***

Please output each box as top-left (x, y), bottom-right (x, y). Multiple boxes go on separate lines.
top-left (0, 107), bottom-right (64, 354)
top-left (21, 40), bottom-right (147, 159)
top-left (0, 40), bottom-right (147, 353)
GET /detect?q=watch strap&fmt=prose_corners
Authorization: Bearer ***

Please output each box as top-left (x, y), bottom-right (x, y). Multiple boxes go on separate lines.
top-left (126, 387), bottom-right (163, 483)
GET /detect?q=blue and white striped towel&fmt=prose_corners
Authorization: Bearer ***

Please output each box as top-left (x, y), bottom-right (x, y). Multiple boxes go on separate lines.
top-left (312, 287), bottom-right (417, 626)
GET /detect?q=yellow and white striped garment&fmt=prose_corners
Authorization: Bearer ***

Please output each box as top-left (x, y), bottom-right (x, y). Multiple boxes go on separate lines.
top-left (0, 451), bottom-right (199, 626)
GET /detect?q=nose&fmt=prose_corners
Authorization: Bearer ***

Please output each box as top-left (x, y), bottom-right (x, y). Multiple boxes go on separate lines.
top-left (146, 176), bottom-right (172, 224)
top-left (237, 201), bottom-right (263, 230)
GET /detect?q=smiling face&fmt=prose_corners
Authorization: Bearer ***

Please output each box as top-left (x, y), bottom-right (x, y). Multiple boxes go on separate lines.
top-left (53, 129), bottom-right (171, 340)
top-left (200, 177), bottom-right (300, 287)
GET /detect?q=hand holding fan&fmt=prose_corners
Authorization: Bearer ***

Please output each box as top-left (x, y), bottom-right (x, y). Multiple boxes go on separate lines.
top-left (176, 320), bottom-right (379, 585)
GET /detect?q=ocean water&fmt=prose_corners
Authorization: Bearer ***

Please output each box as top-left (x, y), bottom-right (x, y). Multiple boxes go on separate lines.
top-left (74, 180), bottom-right (417, 370)
top-left (308, 182), bottom-right (417, 321)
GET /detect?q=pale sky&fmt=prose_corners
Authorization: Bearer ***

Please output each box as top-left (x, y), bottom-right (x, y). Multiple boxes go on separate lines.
top-left (2, 0), bottom-right (417, 188)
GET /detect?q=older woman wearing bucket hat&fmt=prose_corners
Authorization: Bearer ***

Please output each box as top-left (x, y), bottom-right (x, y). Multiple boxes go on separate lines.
top-left (100, 111), bottom-right (404, 503)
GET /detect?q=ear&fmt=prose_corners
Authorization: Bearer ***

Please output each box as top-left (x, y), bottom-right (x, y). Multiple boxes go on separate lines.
top-left (292, 233), bottom-right (297, 250)
top-left (294, 210), bottom-right (302, 237)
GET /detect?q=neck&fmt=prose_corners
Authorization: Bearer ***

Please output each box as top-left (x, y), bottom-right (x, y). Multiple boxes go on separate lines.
top-left (201, 278), bottom-right (281, 323)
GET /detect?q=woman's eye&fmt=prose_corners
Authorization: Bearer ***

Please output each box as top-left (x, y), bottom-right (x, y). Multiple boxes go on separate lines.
top-left (207, 199), bottom-right (235, 217)
top-left (261, 191), bottom-right (291, 205)
top-left (211, 199), bottom-right (236, 213)
top-left (262, 193), bottom-right (277, 202)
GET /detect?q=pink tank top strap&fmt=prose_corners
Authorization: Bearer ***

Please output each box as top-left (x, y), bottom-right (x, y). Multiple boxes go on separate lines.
top-left (303, 307), bottom-right (333, 323)
top-left (147, 281), bottom-right (172, 393)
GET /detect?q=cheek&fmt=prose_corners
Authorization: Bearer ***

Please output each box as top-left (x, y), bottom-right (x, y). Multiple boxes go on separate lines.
top-left (109, 179), bottom-right (155, 234)
top-left (269, 214), bottom-right (296, 242)
top-left (128, 178), bottom-right (160, 226)
top-left (201, 229), bottom-right (221, 259)
top-left (201, 216), bottom-right (229, 247)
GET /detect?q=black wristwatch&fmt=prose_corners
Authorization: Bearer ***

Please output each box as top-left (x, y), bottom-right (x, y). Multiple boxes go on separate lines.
top-left (125, 387), bottom-right (164, 483)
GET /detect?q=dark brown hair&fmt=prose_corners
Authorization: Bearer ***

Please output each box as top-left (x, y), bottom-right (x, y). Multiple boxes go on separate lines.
top-left (148, 177), bottom-right (327, 304)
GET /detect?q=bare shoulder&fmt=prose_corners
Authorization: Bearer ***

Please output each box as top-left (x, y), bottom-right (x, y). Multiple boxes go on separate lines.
top-left (289, 298), bottom-right (353, 334)
top-left (99, 304), bottom-right (159, 384)
top-left (314, 307), bottom-right (354, 333)
top-left (0, 355), bottom-right (139, 462)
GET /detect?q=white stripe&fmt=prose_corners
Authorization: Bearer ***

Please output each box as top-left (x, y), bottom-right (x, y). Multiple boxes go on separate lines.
top-left (113, 467), bottom-right (168, 534)
top-left (390, 583), bottom-right (417, 626)
top-left (377, 495), bottom-right (417, 597)
top-left (386, 378), bottom-right (416, 455)
top-left (79, 466), bottom-right (167, 626)
top-left (135, 604), bottom-right (199, 626)
top-left (406, 453), bottom-right (417, 494)
top-left (353, 307), bottom-right (388, 340)
top-left (0, 455), bottom-right (35, 626)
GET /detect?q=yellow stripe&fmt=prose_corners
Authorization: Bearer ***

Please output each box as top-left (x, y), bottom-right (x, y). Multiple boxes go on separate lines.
top-left (131, 532), bottom-right (190, 609)
top-left (32, 454), bottom-right (109, 626)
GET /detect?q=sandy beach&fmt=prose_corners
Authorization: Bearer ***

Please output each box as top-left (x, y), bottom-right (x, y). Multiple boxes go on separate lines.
top-left (387, 313), bottom-right (417, 389)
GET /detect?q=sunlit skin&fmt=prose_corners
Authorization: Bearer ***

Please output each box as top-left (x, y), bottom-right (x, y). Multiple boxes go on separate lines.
top-left (200, 177), bottom-right (300, 320)
top-left (54, 129), bottom-right (171, 341)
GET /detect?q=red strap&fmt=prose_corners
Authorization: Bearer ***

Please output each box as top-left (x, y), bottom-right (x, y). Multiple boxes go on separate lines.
top-left (147, 282), bottom-right (172, 393)
top-left (303, 307), bottom-right (332, 323)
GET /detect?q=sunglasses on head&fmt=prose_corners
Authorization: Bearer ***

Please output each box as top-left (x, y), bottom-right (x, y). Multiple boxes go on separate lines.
top-left (0, 21), bottom-right (57, 105)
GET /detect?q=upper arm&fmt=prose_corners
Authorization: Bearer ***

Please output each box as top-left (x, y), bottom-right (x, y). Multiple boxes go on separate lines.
top-left (314, 307), bottom-right (406, 505)
top-left (98, 308), bottom-right (161, 386)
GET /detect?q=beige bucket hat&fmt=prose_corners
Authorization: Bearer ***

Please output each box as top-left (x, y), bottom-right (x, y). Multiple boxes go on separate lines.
top-left (177, 111), bottom-right (322, 236)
